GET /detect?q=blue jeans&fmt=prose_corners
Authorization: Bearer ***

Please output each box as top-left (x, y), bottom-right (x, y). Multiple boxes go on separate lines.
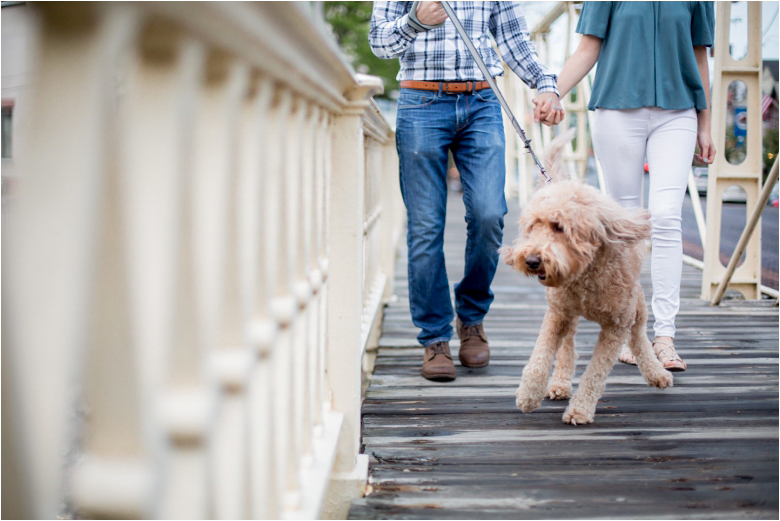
top-left (396, 87), bottom-right (507, 346)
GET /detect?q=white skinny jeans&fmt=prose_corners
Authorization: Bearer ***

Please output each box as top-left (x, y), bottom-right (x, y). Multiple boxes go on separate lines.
top-left (592, 107), bottom-right (698, 339)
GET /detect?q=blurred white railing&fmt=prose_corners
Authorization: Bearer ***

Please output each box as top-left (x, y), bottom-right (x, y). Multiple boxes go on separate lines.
top-left (2, 2), bottom-right (403, 519)
top-left (500, 1), bottom-right (595, 205)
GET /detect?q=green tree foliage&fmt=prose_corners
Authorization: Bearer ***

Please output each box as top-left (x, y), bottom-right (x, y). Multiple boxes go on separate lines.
top-left (324, 1), bottom-right (400, 99)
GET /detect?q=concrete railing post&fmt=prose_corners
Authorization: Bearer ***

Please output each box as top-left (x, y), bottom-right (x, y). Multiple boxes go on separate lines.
top-left (322, 76), bottom-right (383, 519)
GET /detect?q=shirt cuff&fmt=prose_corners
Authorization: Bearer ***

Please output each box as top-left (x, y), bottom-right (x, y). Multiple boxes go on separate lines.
top-left (397, 14), bottom-right (424, 41)
top-left (536, 75), bottom-right (559, 96)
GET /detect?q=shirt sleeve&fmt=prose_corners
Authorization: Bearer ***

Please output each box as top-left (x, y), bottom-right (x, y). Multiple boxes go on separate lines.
top-left (369, 2), bottom-right (423, 59)
top-left (576, 1), bottom-right (612, 39)
top-left (691, 2), bottom-right (715, 47)
top-left (489, 1), bottom-right (559, 94)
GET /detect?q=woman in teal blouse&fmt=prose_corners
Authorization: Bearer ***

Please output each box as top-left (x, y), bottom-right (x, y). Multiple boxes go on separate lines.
top-left (551, 1), bottom-right (717, 371)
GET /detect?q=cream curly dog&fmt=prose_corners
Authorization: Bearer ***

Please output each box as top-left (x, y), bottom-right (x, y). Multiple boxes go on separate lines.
top-left (499, 131), bottom-right (673, 425)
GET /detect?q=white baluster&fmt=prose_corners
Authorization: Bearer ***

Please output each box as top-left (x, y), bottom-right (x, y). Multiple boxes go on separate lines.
top-left (381, 134), bottom-right (402, 302)
top-left (205, 53), bottom-right (252, 520)
top-left (319, 112), bottom-right (333, 418)
top-left (5, 4), bottom-right (139, 518)
top-left (298, 101), bottom-right (316, 468)
top-left (323, 77), bottom-right (381, 518)
top-left (311, 109), bottom-right (328, 430)
top-left (243, 76), bottom-right (278, 519)
top-left (307, 106), bottom-right (323, 435)
top-left (158, 48), bottom-right (249, 521)
top-left (281, 94), bottom-right (306, 515)
top-left (267, 88), bottom-right (299, 514)
top-left (108, 21), bottom-right (205, 519)
top-left (72, 88), bottom-right (149, 520)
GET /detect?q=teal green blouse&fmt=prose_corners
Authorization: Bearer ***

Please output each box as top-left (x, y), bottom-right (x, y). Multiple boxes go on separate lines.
top-left (576, 1), bottom-right (715, 111)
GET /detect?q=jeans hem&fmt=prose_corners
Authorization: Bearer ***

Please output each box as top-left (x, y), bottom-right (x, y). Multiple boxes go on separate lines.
top-left (421, 337), bottom-right (452, 347)
top-left (457, 317), bottom-right (483, 327)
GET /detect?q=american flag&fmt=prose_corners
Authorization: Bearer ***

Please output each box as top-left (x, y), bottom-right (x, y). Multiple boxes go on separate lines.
top-left (762, 94), bottom-right (776, 116)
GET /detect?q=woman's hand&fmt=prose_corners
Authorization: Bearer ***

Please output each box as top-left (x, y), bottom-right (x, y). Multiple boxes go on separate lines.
top-left (695, 129), bottom-right (716, 164)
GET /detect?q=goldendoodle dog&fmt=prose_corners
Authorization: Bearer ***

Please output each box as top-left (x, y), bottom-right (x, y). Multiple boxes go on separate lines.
top-left (499, 131), bottom-right (673, 425)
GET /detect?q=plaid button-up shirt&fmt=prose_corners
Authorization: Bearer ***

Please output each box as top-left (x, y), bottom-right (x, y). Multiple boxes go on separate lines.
top-left (369, 1), bottom-right (558, 94)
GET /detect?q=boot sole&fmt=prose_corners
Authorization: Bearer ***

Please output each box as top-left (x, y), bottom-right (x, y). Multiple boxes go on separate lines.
top-left (422, 371), bottom-right (456, 381)
top-left (459, 359), bottom-right (489, 369)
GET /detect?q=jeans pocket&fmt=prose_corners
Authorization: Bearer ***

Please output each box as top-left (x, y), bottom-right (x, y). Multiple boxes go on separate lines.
top-left (398, 89), bottom-right (438, 109)
top-left (475, 89), bottom-right (499, 104)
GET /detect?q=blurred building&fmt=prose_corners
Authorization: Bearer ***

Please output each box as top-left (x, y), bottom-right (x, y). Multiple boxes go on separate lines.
top-left (1, 1), bottom-right (34, 220)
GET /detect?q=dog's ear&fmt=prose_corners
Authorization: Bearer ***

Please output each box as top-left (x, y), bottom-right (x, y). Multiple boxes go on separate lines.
top-left (498, 245), bottom-right (516, 267)
top-left (602, 207), bottom-right (652, 244)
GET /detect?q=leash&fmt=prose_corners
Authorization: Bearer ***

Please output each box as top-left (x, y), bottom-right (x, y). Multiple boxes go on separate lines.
top-left (410, 1), bottom-right (552, 183)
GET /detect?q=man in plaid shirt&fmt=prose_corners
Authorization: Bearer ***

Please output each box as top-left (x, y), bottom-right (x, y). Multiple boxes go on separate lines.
top-left (370, 2), bottom-right (562, 381)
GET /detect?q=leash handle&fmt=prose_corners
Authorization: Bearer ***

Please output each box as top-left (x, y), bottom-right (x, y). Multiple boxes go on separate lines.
top-left (409, 1), bottom-right (446, 30)
top-left (438, 1), bottom-right (551, 183)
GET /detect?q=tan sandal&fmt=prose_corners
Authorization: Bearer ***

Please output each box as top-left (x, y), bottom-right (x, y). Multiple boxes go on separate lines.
top-left (653, 339), bottom-right (686, 372)
top-left (618, 345), bottom-right (637, 365)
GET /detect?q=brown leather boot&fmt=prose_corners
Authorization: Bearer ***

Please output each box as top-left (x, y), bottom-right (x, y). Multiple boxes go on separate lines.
top-left (457, 318), bottom-right (490, 368)
top-left (422, 341), bottom-right (456, 381)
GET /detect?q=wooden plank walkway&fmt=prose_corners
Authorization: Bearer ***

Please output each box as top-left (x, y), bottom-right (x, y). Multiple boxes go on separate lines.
top-left (349, 191), bottom-right (779, 519)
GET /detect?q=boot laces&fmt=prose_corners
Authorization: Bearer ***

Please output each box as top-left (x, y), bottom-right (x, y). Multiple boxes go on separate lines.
top-left (462, 324), bottom-right (482, 340)
top-left (429, 342), bottom-right (450, 357)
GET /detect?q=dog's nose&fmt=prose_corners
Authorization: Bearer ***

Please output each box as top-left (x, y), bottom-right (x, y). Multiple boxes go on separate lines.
top-left (525, 255), bottom-right (541, 270)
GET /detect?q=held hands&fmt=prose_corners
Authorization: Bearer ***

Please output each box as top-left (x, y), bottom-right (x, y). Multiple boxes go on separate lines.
top-left (533, 92), bottom-right (564, 126)
top-left (416, 1), bottom-right (448, 26)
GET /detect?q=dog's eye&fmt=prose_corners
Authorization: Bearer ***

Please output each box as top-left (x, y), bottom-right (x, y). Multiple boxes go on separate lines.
top-left (552, 222), bottom-right (564, 233)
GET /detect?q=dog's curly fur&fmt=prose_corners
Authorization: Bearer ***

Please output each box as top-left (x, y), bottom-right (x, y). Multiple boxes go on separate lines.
top-left (499, 130), bottom-right (672, 425)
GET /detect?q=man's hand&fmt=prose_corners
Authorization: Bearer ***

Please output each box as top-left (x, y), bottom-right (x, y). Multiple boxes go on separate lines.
top-left (415, 1), bottom-right (448, 26)
top-left (533, 92), bottom-right (564, 126)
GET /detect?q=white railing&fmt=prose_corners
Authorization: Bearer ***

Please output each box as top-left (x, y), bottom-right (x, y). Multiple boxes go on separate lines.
top-left (2, 2), bottom-right (403, 519)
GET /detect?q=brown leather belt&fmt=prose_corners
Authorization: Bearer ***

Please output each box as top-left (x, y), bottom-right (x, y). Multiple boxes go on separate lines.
top-left (400, 80), bottom-right (491, 93)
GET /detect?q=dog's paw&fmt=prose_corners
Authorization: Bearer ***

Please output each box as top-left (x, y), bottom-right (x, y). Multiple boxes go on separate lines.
top-left (562, 403), bottom-right (594, 425)
top-left (515, 387), bottom-right (542, 412)
top-left (646, 368), bottom-right (673, 389)
top-left (546, 382), bottom-right (571, 400)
